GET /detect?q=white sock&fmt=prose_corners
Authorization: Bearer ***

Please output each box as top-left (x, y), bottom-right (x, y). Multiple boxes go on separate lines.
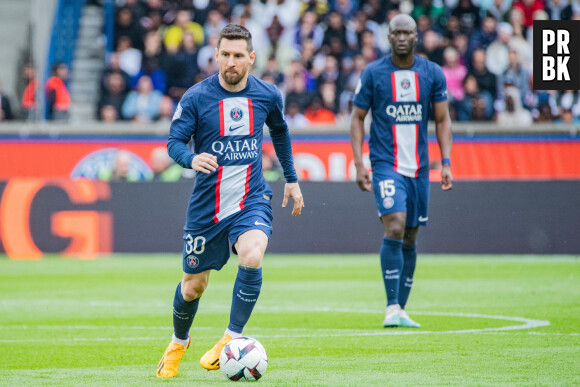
top-left (172, 333), bottom-right (189, 347)
top-left (225, 328), bottom-right (242, 339)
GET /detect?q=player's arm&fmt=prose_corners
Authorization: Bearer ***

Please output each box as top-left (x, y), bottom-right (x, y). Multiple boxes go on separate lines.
top-left (266, 89), bottom-right (304, 216)
top-left (350, 106), bottom-right (371, 192)
top-left (350, 68), bottom-right (373, 192)
top-left (167, 94), bottom-right (217, 174)
top-left (433, 100), bottom-right (453, 191)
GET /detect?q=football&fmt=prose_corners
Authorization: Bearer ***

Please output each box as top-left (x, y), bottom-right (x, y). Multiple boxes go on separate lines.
top-left (219, 337), bottom-right (268, 382)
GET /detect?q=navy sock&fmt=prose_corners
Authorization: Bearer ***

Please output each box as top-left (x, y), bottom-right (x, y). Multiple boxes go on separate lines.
top-left (228, 266), bottom-right (262, 334)
top-left (172, 282), bottom-right (199, 340)
top-left (399, 244), bottom-right (417, 309)
top-left (381, 237), bottom-right (403, 306)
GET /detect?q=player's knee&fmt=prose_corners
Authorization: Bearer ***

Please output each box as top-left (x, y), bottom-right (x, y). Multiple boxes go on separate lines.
top-left (385, 223), bottom-right (405, 239)
top-left (238, 247), bottom-right (263, 269)
top-left (181, 281), bottom-right (206, 301)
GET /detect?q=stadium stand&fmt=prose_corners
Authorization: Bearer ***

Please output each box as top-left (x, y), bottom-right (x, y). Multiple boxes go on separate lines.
top-left (1, 0), bottom-right (580, 126)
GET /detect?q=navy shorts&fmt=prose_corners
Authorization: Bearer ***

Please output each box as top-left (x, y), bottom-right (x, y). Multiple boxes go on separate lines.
top-left (182, 202), bottom-right (273, 274)
top-left (371, 167), bottom-right (430, 227)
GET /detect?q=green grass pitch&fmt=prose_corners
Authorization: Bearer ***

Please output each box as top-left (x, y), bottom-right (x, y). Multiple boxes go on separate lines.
top-left (0, 255), bottom-right (579, 386)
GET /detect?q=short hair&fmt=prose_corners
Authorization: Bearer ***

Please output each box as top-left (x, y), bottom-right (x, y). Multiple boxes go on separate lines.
top-left (217, 24), bottom-right (253, 52)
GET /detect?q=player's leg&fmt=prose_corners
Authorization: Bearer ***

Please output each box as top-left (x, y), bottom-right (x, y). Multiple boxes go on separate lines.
top-left (373, 169), bottom-right (409, 327)
top-left (160, 226), bottom-right (230, 376)
top-left (380, 211), bottom-right (407, 327)
top-left (399, 226), bottom-right (421, 327)
top-left (397, 175), bottom-right (430, 328)
top-left (200, 205), bottom-right (272, 370)
top-left (157, 271), bottom-right (210, 378)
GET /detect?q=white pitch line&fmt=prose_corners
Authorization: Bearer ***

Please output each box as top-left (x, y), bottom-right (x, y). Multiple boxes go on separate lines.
top-left (0, 309), bottom-right (554, 343)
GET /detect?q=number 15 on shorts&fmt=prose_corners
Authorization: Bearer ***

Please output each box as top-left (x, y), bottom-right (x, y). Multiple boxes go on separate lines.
top-left (379, 179), bottom-right (395, 198)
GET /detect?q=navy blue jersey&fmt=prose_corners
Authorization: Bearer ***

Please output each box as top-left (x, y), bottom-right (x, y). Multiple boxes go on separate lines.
top-left (353, 55), bottom-right (448, 178)
top-left (168, 74), bottom-right (297, 228)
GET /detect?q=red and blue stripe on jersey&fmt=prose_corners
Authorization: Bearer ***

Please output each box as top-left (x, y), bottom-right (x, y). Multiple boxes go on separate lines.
top-left (168, 75), bottom-right (297, 229)
top-left (354, 56), bottom-right (448, 178)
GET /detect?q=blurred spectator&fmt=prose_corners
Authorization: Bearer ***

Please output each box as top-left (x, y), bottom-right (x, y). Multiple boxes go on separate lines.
top-left (164, 9), bottom-right (204, 52)
top-left (304, 94), bottom-right (336, 124)
top-left (320, 80), bottom-right (339, 114)
top-left (468, 16), bottom-right (497, 56)
top-left (300, 0), bottom-right (330, 18)
top-left (137, 30), bottom-right (168, 92)
top-left (149, 146), bottom-right (184, 181)
top-left (417, 30), bottom-right (444, 66)
top-left (558, 108), bottom-right (579, 124)
top-left (332, 0), bottom-right (358, 20)
top-left (535, 102), bottom-right (556, 122)
top-left (451, 34), bottom-right (469, 66)
top-left (285, 71), bottom-right (314, 113)
top-left (165, 30), bottom-right (198, 101)
top-left (513, 0), bottom-right (545, 32)
top-left (262, 150), bottom-right (284, 181)
top-left (0, 79), bottom-right (14, 121)
top-left (496, 85), bottom-right (532, 127)
top-left (101, 52), bottom-right (131, 96)
top-left (19, 62), bottom-right (37, 120)
top-left (100, 104), bottom-right (119, 123)
top-left (197, 34), bottom-right (220, 81)
top-left (451, 0), bottom-right (482, 35)
top-left (286, 10), bottom-right (324, 52)
top-left (98, 72), bottom-right (128, 121)
top-left (358, 29), bottom-right (381, 63)
top-left (45, 63), bottom-right (71, 121)
top-left (115, 6), bottom-right (144, 51)
top-left (285, 101), bottom-right (310, 128)
top-left (442, 46), bottom-right (467, 102)
top-left (468, 49), bottom-right (497, 101)
top-left (204, 9), bottom-right (228, 41)
top-left (261, 56), bottom-right (284, 87)
top-left (545, 0), bottom-right (569, 20)
top-left (486, 0), bottom-right (513, 21)
top-left (497, 48), bottom-right (530, 106)
top-left (456, 75), bottom-right (493, 121)
top-left (322, 11), bottom-right (356, 58)
top-left (98, 150), bottom-right (144, 181)
top-left (122, 75), bottom-right (162, 122)
top-left (157, 95), bottom-right (176, 123)
top-left (117, 35), bottom-right (143, 79)
top-left (485, 22), bottom-right (512, 76)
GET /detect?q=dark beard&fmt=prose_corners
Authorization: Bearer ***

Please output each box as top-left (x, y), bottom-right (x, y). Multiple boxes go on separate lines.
top-left (223, 70), bottom-right (245, 85)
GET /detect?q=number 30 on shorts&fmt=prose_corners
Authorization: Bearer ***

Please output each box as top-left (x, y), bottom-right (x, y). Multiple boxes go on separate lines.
top-left (379, 179), bottom-right (395, 198)
top-left (185, 234), bottom-right (206, 254)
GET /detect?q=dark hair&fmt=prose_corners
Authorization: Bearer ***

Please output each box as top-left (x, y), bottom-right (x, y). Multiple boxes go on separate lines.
top-left (218, 24), bottom-right (253, 52)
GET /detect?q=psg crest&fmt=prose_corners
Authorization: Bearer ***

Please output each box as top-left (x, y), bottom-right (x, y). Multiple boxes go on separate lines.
top-left (230, 107), bottom-right (243, 121)
top-left (401, 79), bottom-right (411, 89)
top-left (186, 254), bottom-right (199, 269)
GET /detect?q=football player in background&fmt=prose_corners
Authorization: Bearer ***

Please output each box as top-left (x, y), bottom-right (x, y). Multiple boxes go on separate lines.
top-left (156, 24), bottom-right (304, 378)
top-left (350, 14), bottom-right (453, 328)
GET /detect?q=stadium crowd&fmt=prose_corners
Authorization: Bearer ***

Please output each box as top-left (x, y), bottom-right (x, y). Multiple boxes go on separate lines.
top-left (1, 0), bottom-right (580, 125)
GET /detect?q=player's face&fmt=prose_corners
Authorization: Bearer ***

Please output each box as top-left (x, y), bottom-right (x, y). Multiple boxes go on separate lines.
top-left (216, 38), bottom-right (255, 86)
top-left (388, 24), bottom-right (417, 56)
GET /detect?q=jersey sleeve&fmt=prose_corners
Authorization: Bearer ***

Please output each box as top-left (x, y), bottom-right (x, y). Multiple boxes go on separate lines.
top-left (352, 66), bottom-right (373, 110)
top-left (431, 64), bottom-right (449, 103)
top-left (167, 92), bottom-right (197, 169)
top-left (265, 88), bottom-right (298, 183)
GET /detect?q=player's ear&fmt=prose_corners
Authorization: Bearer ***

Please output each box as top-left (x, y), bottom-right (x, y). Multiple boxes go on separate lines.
top-left (249, 51), bottom-right (256, 65)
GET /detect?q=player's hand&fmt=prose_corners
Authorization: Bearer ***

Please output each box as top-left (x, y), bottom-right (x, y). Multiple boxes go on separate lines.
top-left (355, 165), bottom-right (372, 192)
top-left (441, 165), bottom-right (453, 191)
top-left (282, 182), bottom-right (304, 216)
top-left (191, 153), bottom-right (218, 174)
